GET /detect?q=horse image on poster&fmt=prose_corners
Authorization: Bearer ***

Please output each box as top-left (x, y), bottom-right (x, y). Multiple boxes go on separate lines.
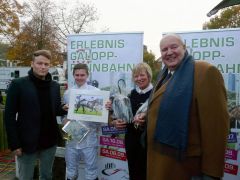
top-left (74, 95), bottom-right (103, 116)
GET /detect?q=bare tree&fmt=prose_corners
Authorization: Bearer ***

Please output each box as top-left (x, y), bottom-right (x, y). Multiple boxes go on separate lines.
top-left (51, 1), bottom-right (99, 46)
top-left (6, 0), bottom-right (99, 65)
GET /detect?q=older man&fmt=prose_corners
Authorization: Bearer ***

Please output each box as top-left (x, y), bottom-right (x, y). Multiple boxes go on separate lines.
top-left (144, 34), bottom-right (229, 180)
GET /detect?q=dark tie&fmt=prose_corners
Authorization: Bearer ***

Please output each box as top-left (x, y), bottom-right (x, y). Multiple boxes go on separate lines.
top-left (155, 72), bottom-right (172, 90)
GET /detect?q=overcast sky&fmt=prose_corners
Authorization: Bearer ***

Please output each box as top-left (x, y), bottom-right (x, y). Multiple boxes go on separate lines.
top-left (21, 0), bottom-right (223, 57)
top-left (78, 0), bottom-right (223, 57)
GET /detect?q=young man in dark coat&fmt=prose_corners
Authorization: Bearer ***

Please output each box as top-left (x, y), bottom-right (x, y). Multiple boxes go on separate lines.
top-left (4, 49), bottom-right (66, 180)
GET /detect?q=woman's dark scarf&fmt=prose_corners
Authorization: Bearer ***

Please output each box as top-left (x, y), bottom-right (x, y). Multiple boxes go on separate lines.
top-left (154, 51), bottom-right (194, 160)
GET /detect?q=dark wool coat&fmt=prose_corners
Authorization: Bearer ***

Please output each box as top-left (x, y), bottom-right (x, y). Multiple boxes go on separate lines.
top-left (4, 75), bottom-right (64, 153)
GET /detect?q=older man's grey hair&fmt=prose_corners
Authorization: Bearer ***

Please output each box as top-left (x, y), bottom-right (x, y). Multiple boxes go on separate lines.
top-left (160, 33), bottom-right (185, 46)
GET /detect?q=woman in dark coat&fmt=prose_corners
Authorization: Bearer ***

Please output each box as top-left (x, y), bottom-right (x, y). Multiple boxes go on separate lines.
top-left (111, 62), bottom-right (153, 180)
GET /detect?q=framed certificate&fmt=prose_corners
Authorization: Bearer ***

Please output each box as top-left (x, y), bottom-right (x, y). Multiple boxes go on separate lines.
top-left (67, 89), bottom-right (110, 123)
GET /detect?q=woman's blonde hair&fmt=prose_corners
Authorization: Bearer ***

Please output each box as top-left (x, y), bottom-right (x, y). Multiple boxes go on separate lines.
top-left (132, 62), bottom-right (152, 81)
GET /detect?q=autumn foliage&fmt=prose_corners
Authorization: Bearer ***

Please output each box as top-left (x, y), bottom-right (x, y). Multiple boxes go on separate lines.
top-left (203, 5), bottom-right (240, 29)
top-left (0, 0), bottom-right (23, 36)
top-left (0, 0), bottom-right (100, 66)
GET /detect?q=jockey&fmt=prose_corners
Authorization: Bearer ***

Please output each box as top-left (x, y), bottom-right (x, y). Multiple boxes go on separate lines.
top-left (63, 63), bottom-right (100, 180)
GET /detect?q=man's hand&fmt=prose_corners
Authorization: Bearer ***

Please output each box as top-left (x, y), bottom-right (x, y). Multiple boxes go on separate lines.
top-left (14, 148), bottom-right (22, 156)
top-left (62, 118), bottom-right (70, 125)
top-left (133, 112), bottom-right (146, 127)
top-left (105, 100), bottom-right (112, 111)
top-left (62, 104), bottom-right (69, 111)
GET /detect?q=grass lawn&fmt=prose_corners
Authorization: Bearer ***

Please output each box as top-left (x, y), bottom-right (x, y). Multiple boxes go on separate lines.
top-left (74, 107), bottom-right (102, 116)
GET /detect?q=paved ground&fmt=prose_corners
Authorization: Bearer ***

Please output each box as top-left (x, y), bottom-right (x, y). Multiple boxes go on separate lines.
top-left (1, 176), bottom-right (17, 180)
top-left (0, 150), bottom-right (66, 180)
top-left (0, 150), bottom-right (16, 180)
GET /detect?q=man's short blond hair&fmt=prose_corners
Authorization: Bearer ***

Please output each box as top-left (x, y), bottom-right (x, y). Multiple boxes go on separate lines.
top-left (32, 50), bottom-right (52, 61)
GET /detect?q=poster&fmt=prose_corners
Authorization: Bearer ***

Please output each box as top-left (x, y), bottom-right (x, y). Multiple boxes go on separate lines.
top-left (67, 32), bottom-right (143, 97)
top-left (98, 126), bottom-right (129, 179)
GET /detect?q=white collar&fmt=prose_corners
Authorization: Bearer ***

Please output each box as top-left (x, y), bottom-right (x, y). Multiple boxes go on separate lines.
top-left (168, 70), bottom-right (174, 75)
top-left (136, 83), bottom-right (153, 94)
top-left (73, 82), bottom-right (88, 89)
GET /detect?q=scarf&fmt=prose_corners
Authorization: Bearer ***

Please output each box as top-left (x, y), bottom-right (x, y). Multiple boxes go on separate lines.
top-left (29, 69), bottom-right (58, 149)
top-left (154, 51), bottom-right (194, 160)
top-left (28, 68), bottom-right (52, 87)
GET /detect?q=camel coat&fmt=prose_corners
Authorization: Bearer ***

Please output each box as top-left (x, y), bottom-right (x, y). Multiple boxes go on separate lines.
top-left (147, 61), bottom-right (229, 180)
